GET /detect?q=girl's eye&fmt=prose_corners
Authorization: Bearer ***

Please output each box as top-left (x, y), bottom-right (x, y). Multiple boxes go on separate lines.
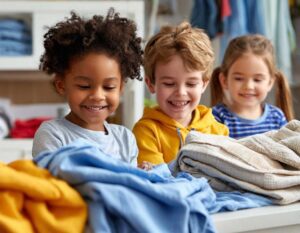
top-left (234, 77), bottom-right (243, 81)
top-left (254, 79), bottom-right (262, 83)
top-left (104, 86), bottom-right (116, 90)
top-left (77, 85), bottom-right (90, 89)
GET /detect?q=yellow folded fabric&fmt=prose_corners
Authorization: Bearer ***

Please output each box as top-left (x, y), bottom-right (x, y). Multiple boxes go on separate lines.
top-left (0, 160), bottom-right (87, 233)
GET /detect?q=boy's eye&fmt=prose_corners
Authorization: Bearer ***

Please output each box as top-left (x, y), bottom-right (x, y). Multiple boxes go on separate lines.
top-left (186, 83), bottom-right (197, 87)
top-left (163, 82), bottom-right (174, 87)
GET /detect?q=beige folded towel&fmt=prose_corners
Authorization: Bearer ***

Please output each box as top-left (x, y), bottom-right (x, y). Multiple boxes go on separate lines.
top-left (173, 120), bottom-right (300, 205)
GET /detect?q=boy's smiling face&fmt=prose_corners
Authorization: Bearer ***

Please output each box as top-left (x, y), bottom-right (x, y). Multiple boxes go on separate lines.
top-left (55, 53), bottom-right (123, 131)
top-left (146, 54), bottom-right (208, 127)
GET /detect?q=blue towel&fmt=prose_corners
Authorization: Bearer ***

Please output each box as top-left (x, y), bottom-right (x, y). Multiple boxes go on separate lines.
top-left (34, 139), bottom-right (272, 233)
top-left (35, 139), bottom-right (216, 233)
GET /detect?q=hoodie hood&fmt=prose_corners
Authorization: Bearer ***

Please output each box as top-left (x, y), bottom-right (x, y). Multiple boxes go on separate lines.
top-left (141, 105), bottom-right (215, 131)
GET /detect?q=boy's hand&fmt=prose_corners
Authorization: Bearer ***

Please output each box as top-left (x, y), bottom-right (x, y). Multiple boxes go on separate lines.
top-left (138, 161), bottom-right (154, 171)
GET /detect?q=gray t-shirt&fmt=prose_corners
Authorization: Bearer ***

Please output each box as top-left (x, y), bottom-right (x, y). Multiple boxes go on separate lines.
top-left (32, 118), bottom-right (138, 166)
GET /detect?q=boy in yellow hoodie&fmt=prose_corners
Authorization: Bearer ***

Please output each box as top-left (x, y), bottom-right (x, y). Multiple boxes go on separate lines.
top-left (133, 22), bottom-right (229, 166)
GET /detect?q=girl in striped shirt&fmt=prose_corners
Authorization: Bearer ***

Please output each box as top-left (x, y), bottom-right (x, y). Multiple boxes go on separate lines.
top-left (210, 34), bottom-right (294, 139)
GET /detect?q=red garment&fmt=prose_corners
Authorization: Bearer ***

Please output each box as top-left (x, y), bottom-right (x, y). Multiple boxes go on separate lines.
top-left (221, 0), bottom-right (231, 19)
top-left (10, 117), bottom-right (52, 138)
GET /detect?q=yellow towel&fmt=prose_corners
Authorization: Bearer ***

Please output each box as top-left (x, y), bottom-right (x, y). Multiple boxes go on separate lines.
top-left (0, 160), bottom-right (87, 233)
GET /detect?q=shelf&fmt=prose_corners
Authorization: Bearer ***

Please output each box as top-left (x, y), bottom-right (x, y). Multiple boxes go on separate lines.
top-left (0, 1), bottom-right (145, 71)
top-left (0, 0), bottom-right (145, 129)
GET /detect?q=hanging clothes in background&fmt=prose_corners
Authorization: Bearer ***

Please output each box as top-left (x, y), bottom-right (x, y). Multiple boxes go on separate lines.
top-left (289, 0), bottom-right (300, 84)
top-left (261, 0), bottom-right (296, 83)
top-left (220, 0), bottom-right (266, 58)
top-left (0, 18), bottom-right (32, 56)
top-left (190, 0), bottom-right (219, 39)
top-left (190, 0), bottom-right (296, 83)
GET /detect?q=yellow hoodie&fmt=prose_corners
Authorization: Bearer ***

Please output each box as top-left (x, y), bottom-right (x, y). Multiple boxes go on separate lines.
top-left (133, 105), bottom-right (229, 165)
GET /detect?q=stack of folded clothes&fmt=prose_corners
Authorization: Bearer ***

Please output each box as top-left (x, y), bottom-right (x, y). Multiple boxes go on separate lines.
top-left (0, 18), bottom-right (32, 56)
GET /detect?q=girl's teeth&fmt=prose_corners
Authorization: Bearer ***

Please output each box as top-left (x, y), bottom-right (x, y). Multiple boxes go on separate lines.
top-left (87, 106), bottom-right (104, 110)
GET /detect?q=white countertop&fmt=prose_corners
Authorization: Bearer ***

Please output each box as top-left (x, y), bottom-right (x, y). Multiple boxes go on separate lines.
top-left (212, 202), bottom-right (300, 233)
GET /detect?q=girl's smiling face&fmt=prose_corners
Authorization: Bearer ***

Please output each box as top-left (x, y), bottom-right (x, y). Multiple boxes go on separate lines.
top-left (55, 53), bottom-right (123, 131)
top-left (220, 53), bottom-right (274, 115)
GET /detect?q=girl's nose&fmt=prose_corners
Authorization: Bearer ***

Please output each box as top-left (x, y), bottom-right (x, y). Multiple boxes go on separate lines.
top-left (89, 88), bottom-right (105, 100)
top-left (244, 80), bottom-right (255, 89)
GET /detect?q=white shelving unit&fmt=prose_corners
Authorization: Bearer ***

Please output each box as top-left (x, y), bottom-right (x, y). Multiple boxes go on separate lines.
top-left (0, 0), bottom-right (145, 129)
top-left (0, 139), bottom-right (32, 163)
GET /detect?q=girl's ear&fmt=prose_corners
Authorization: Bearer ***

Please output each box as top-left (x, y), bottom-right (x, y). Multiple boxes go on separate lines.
top-left (219, 72), bottom-right (228, 90)
top-left (120, 81), bottom-right (125, 94)
top-left (267, 76), bottom-right (275, 92)
top-left (54, 76), bottom-right (65, 95)
top-left (145, 76), bottom-right (155, 94)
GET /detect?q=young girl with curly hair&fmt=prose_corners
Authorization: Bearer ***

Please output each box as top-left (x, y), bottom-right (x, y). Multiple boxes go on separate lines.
top-left (32, 9), bottom-right (143, 166)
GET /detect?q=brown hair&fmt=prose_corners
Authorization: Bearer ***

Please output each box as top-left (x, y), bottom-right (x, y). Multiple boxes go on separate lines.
top-left (210, 34), bottom-right (294, 121)
top-left (144, 21), bottom-right (214, 84)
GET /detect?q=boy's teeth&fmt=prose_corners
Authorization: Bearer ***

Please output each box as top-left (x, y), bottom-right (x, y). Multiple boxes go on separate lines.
top-left (171, 101), bottom-right (187, 106)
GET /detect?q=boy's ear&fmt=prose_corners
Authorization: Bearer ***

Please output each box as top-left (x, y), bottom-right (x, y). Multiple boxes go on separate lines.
top-left (219, 73), bottom-right (228, 90)
top-left (145, 76), bottom-right (155, 94)
top-left (54, 76), bottom-right (65, 95)
top-left (201, 79), bottom-right (210, 94)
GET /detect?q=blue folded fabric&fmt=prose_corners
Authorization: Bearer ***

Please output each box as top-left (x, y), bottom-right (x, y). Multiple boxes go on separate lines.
top-left (0, 40), bottom-right (32, 55)
top-left (0, 30), bottom-right (31, 42)
top-left (0, 18), bottom-right (32, 56)
top-left (34, 139), bottom-right (272, 233)
top-left (0, 18), bottom-right (29, 31)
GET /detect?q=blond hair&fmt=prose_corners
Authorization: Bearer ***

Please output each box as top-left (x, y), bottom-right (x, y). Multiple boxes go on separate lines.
top-left (144, 21), bottom-right (214, 84)
top-left (210, 34), bottom-right (294, 121)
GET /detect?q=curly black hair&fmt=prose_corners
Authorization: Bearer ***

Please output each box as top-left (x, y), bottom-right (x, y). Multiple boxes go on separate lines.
top-left (40, 8), bottom-right (143, 81)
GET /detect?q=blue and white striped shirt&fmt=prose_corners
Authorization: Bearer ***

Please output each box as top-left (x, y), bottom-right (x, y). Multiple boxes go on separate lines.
top-left (212, 103), bottom-right (287, 139)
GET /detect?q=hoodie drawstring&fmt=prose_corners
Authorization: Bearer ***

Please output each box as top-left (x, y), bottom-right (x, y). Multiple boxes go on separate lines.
top-left (176, 128), bottom-right (183, 149)
top-left (177, 128), bottom-right (195, 149)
